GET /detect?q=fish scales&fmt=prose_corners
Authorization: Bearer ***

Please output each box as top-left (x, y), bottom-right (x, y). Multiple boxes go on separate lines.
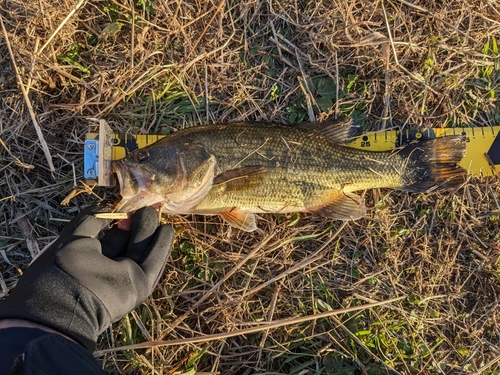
top-left (174, 125), bottom-right (401, 213)
top-left (112, 121), bottom-right (467, 231)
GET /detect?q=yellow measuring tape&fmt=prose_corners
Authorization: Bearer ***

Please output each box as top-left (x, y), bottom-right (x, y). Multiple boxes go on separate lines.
top-left (347, 126), bottom-right (500, 177)
top-left (85, 121), bottom-right (500, 186)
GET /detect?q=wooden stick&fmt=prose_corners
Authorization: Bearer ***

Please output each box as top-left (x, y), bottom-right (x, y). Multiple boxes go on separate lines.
top-left (94, 296), bottom-right (406, 356)
top-left (37, 0), bottom-right (87, 56)
top-left (185, 0), bottom-right (226, 60)
top-left (94, 213), bottom-right (131, 220)
top-left (0, 16), bottom-right (55, 172)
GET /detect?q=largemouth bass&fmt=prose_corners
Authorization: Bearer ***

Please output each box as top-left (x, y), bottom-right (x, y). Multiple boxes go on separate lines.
top-left (112, 119), bottom-right (466, 231)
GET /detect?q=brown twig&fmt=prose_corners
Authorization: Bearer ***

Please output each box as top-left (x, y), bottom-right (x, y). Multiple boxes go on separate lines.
top-left (37, 0), bottom-right (87, 56)
top-left (185, 0), bottom-right (227, 60)
top-left (94, 296), bottom-right (405, 356)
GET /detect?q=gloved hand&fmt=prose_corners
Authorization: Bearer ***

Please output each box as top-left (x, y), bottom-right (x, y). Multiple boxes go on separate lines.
top-left (0, 205), bottom-right (173, 351)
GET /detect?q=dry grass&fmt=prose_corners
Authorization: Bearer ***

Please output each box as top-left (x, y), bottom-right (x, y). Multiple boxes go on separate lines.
top-left (1, 0), bottom-right (499, 374)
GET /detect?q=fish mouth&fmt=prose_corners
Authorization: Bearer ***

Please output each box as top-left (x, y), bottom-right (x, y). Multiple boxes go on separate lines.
top-left (112, 160), bottom-right (161, 213)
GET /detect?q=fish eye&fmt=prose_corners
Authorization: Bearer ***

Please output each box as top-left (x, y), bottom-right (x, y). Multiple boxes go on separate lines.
top-left (137, 151), bottom-right (149, 162)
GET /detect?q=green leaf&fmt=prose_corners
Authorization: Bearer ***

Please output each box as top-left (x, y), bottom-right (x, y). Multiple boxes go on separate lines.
top-left (270, 83), bottom-right (281, 101)
top-left (137, 0), bottom-right (156, 14)
top-left (101, 22), bottom-right (123, 39)
top-left (57, 45), bottom-right (89, 74)
top-left (238, 51), bottom-right (246, 64)
top-left (122, 314), bottom-right (133, 345)
top-left (492, 36), bottom-right (498, 54)
top-left (408, 294), bottom-right (420, 304)
top-left (86, 34), bottom-right (99, 46)
top-left (412, 72), bottom-right (426, 82)
top-left (316, 77), bottom-right (336, 96)
top-left (351, 268), bottom-right (361, 278)
top-left (425, 57), bottom-right (435, 69)
top-left (346, 74), bottom-right (359, 93)
top-left (186, 344), bottom-right (211, 368)
top-left (316, 299), bottom-right (333, 312)
top-left (482, 40), bottom-right (490, 55)
top-left (290, 359), bottom-right (316, 374)
top-left (354, 329), bottom-right (371, 336)
top-left (430, 309), bottom-right (440, 318)
top-left (267, 68), bottom-right (277, 78)
top-left (316, 96), bottom-right (333, 112)
top-left (57, 56), bottom-right (89, 74)
top-left (66, 44), bottom-right (79, 59)
top-left (250, 45), bottom-right (260, 55)
top-left (287, 212), bottom-right (301, 226)
top-left (103, 3), bottom-right (121, 22)
top-left (261, 54), bottom-right (273, 66)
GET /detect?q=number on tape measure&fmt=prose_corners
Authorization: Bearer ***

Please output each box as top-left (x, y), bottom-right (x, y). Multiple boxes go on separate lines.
top-left (360, 136), bottom-right (371, 147)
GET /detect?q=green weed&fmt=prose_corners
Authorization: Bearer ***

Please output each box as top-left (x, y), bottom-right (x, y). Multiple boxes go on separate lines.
top-left (57, 45), bottom-right (89, 74)
top-left (136, 0), bottom-right (155, 14)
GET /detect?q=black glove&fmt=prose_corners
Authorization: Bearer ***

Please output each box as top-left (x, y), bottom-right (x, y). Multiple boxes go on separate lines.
top-left (0, 206), bottom-right (173, 351)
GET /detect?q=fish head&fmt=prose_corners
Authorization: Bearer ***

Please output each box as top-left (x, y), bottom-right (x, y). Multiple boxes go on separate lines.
top-left (112, 141), bottom-right (216, 213)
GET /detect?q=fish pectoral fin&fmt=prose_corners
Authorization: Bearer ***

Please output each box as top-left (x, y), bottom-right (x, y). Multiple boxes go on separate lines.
top-left (313, 192), bottom-right (366, 220)
top-left (298, 116), bottom-right (362, 144)
top-left (219, 209), bottom-right (257, 232)
top-left (213, 166), bottom-right (267, 192)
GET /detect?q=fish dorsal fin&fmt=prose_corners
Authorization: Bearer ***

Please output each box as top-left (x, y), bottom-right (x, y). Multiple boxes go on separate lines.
top-left (219, 209), bottom-right (257, 232)
top-left (213, 166), bottom-right (267, 192)
top-left (299, 117), bottom-right (362, 144)
top-left (313, 192), bottom-right (366, 220)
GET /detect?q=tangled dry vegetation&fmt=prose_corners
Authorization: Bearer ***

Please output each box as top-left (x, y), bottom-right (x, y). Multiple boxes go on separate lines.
top-left (1, 0), bottom-right (499, 374)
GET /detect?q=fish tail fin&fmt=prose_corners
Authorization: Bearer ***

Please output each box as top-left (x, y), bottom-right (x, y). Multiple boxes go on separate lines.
top-left (398, 136), bottom-right (467, 192)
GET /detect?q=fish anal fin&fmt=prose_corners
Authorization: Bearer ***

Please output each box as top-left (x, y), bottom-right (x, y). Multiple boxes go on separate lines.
top-left (219, 209), bottom-right (257, 232)
top-left (312, 191), bottom-right (366, 220)
top-left (213, 166), bottom-right (267, 192)
top-left (299, 117), bottom-right (362, 144)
